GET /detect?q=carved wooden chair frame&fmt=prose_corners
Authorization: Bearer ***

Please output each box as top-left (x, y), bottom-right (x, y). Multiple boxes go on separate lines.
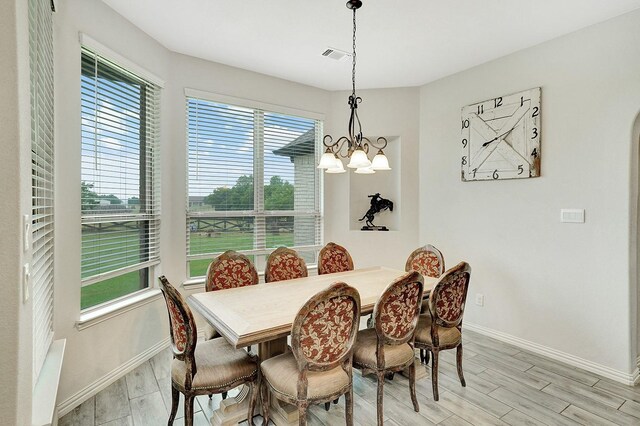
top-left (414, 261), bottom-right (471, 401)
top-left (264, 246), bottom-right (308, 283)
top-left (261, 282), bottom-right (361, 426)
top-left (205, 250), bottom-right (259, 292)
top-left (353, 271), bottom-right (424, 426)
top-left (317, 242), bottom-right (355, 275)
top-left (405, 244), bottom-right (445, 362)
top-left (159, 276), bottom-right (259, 426)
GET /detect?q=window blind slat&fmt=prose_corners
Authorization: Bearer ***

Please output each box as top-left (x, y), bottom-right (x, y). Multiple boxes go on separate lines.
top-left (80, 47), bottom-right (160, 309)
top-left (30, 0), bottom-right (54, 383)
top-left (186, 97), bottom-right (322, 277)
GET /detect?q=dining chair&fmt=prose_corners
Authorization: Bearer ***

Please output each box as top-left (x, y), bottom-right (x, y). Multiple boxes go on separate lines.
top-left (352, 271), bottom-right (424, 426)
top-left (405, 244), bottom-right (445, 279)
top-left (203, 250), bottom-right (258, 399)
top-left (405, 244), bottom-right (445, 363)
top-left (260, 282), bottom-right (361, 426)
top-left (414, 261), bottom-right (471, 401)
top-left (265, 246), bottom-right (308, 283)
top-left (158, 276), bottom-right (260, 426)
top-left (318, 242), bottom-right (354, 275)
top-left (203, 250), bottom-right (259, 340)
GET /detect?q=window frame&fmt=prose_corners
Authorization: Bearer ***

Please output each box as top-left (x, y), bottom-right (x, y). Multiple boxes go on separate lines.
top-left (184, 89), bottom-right (324, 278)
top-left (79, 44), bottom-right (162, 311)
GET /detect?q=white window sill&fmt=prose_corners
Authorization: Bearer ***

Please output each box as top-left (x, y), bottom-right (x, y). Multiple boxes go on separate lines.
top-left (76, 289), bottom-right (162, 331)
top-left (183, 264), bottom-right (318, 291)
top-left (32, 339), bottom-right (65, 426)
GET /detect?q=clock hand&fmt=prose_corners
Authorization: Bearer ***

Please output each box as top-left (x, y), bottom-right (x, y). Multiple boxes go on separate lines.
top-left (481, 128), bottom-right (514, 147)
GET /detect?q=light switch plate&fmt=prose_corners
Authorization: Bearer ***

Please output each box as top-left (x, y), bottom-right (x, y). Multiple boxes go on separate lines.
top-left (561, 209), bottom-right (585, 223)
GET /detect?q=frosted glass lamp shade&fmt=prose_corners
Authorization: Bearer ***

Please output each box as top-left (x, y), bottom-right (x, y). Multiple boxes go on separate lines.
top-left (354, 165), bottom-right (375, 174)
top-left (318, 150), bottom-right (338, 169)
top-left (347, 147), bottom-right (371, 168)
top-left (371, 150), bottom-right (391, 170)
top-left (326, 158), bottom-right (346, 174)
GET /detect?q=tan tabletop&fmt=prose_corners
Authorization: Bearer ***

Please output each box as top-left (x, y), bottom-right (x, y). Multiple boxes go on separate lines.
top-left (187, 266), bottom-right (437, 349)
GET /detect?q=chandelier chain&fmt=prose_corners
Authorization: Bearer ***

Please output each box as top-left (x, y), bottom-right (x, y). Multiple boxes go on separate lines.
top-left (352, 7), bottom-right (357, 96)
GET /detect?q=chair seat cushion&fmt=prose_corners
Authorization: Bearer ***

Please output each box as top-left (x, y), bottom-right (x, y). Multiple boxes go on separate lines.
top-left (171, 338), bottom-right (257, 391)
top-left (415, 313), bottom-right (462, 348)
top-left (352, 328), bottom-right (415, 370)
top-left (261, 352), bottom-right (350, 400)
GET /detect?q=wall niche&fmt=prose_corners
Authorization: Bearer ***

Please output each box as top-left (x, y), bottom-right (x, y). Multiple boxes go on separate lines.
top-left (349, 136), bottom-right (401, 231)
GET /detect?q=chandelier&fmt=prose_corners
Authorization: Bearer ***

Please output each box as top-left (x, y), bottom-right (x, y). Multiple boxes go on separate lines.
top-left (317, 0), bottom-right (391, 175)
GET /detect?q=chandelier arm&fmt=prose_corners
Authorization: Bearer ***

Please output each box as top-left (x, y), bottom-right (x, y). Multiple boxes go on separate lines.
top-left (335, 136), bottom-right (352, 158)
top-left (368, 136), bottom-right (389, 150)
top-left (361, 137), bottom-right (371, 154)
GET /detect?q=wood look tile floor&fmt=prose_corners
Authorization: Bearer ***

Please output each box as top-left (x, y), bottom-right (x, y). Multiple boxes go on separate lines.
top-left (60, 330), bottom-right (640, 426)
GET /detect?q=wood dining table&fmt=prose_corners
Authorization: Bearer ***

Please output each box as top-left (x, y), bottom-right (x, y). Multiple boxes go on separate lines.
top-left (187, 266), bottom-right (437, 426)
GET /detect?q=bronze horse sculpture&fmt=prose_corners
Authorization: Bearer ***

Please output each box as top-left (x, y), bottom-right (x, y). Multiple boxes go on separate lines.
top-left (359, 193), bottom-right (393, 228)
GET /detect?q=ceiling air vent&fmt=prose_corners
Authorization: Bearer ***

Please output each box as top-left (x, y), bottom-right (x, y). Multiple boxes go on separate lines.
top-left (322, 47), bottom-right (351, 61)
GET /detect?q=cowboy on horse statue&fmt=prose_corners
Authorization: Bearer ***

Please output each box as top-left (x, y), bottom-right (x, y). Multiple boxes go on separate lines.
top-left (359, 193), bottom-right (393, 230)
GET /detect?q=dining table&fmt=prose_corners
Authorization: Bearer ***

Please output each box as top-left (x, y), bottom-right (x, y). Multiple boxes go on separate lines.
top-left (187, 266), bottom-right (438, 426)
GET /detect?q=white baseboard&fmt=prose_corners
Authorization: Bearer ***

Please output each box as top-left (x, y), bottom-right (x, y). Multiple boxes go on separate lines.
top-left (464, 322), bottom-right (637, 385)
top-left (57, 337), bottom-right (170, 418)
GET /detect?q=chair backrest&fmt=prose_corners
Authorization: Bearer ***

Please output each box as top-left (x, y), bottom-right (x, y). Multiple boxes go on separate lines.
top-left (428, 262), bottom-right (471, 328)
top-left (317, 242), bottom-right (354, 275)
top-left (374, 271), bottom-right (424, 346)
top-left (405, 244), bottom-right (445, 278)
top-left (159, 276), bottom-right (197, 360)
top-left (291, 282), bottom-right (361, 373)
top-left (205, 250), bottom-right (259, 292)
top-left (265, 247), bottom-right (308, 283)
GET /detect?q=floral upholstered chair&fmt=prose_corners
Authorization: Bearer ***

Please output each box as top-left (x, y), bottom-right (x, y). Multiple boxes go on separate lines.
top-left (261, 282), bottom-right (361, 426)
top-left (405, 244), bottom-right (445, 362)
top-left (265, 246), bottom-right (308, 283)
top-left (203, 251), bottom-right (259, 340)
top-left (352, 271), bottom-right (424, 426)
top-left (414, 262), bottom-right (471, 401)
top-left (405, 244), bottom-right (445, 279)
top-left (318, 242), bottom-right (354, 275)
top-left (158, 276), bottom-right (259, 426)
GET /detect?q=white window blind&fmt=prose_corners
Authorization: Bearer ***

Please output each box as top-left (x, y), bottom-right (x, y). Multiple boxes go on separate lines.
top-left (186, 97), bottom-right (322, 277)
top-left (30, 0), bottom-right (54, 381)
top-left (80, 48), bottom-right (161, 310)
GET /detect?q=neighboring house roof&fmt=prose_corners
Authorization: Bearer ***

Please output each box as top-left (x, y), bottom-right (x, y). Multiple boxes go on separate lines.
top-left (189, 195), bottom-right (206, 204)
top-left (272, 128), bottom-right (315, 160)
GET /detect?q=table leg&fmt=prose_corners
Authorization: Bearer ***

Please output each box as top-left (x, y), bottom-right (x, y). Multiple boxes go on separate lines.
top-left (209, 385), bottom-right (251, 426)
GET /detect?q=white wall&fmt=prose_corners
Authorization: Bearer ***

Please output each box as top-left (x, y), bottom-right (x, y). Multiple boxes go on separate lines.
top-left (54, 0), bottom-right (172, 408)
top-left (0, 0), bottom-right (33, 423)
top-left (419, 10), bottom-right (640, 378)
top-left (324, 87), bottom-right (421, 270)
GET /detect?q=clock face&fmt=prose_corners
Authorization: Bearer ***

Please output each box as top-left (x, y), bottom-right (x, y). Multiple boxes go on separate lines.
top-left (461, 87), bottom-right (541, 181)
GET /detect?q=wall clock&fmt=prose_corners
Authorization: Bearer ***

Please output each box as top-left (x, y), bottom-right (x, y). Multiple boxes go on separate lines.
top-left (461, 87), bottom-right (541, 181)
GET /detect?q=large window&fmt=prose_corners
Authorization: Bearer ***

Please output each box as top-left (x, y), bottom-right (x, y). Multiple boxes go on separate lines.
top-left (186, 95), bottom-right (322, 277)
top-left (30, 0), bottom-right (54, 380)
top-left (80, 48), bottom-right (160, 309)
